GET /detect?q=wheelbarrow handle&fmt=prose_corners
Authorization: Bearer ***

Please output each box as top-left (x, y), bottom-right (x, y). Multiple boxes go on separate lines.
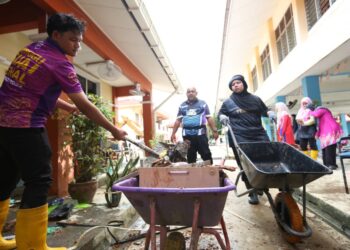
top-left (234, 170), bottom-right (255, 197)
top-left (125, 136), bottom-right (160, 158)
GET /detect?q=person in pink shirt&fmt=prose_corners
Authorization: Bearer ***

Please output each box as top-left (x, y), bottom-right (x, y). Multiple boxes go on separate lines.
top-left (296, 97), bottom-right (318, 159)
top-left (0, 13), bottom-right (127, 249)
top-left (310, 106), bottom-right (343, 169)
top-left (275, 102), bottom-right (295, 145)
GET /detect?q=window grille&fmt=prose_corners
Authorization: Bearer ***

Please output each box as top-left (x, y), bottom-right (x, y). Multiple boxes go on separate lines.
top-left (305, 0), bottom-right (336, 30)
top-left (78, 74), bottom-right (99, 95)
top-left (251, 66), bottom-right (258, 92)
top-left (260, 45), bottom-right (272, 80)
top-left (275, 5), bottom-right (296, 63)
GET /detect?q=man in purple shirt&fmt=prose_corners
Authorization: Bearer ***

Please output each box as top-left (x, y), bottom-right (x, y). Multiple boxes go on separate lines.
top-left (0, 13), bottom-right (127, 249)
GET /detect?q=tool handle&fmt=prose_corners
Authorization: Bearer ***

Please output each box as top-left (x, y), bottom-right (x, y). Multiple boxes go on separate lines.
top-left (125, 136), bottom-right (160, 157)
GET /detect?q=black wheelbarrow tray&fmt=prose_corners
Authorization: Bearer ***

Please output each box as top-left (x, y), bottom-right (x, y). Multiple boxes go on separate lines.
top-left (112, 175), bottom-right (235, 249)
top-left (234, 141), bottom-right (332, 243)
top-left (237, 142), bottom-right (332, 189)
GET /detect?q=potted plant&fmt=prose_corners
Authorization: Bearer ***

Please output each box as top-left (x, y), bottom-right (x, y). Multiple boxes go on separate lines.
top-left (66, 94), bottom-right (113, 203)
top-left (105, 153), bottom-right (139, 207)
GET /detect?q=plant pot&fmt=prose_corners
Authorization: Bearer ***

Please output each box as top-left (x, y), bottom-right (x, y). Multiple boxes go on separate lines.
top-left (105, 190), bottom-right (122, 208)
top-left (68, 180), bottom-right (98, 203)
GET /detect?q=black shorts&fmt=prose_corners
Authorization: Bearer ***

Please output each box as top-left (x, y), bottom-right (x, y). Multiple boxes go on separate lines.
top-left (0, 127), bottom-right (52, 207)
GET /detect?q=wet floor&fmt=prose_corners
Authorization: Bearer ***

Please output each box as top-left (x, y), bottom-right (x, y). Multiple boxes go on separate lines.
top-left (115, 145), bottom-right (350, 250)
top-left (115, 167), bottom-right (350, 249)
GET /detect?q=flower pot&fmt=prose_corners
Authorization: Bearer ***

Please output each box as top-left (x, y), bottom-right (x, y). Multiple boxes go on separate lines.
top-left (68, 180), bottom-right (98, 203)
top-left (105, 190), bottom-right (122, 208)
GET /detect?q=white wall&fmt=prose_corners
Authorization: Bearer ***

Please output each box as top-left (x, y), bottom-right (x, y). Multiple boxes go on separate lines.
top-left (0, 32), bottom-right (31, 85)
top-left (256, 0), bottom-right (350, 104)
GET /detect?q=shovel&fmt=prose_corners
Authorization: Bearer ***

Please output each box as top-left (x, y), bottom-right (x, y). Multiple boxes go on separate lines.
top-left (125, 136), bottom-right (160, 158)
top-left (113, 137), bottom-right (161, 184)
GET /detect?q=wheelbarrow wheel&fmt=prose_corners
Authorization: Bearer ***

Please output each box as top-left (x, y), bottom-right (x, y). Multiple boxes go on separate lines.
top-left (275, 192), bottom-right (303, 244)
top-left (164, 232), bottom-right (186, 250)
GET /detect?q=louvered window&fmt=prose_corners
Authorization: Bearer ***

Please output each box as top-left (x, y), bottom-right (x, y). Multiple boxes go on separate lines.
top-left (251, 67), bottom-right (258, 92)
top-left (305, 0), bottom-right (337, 30)
top-left (275, 5), bottom-right (296, 63)
top-left (78, 74), bottom-right (99, 95)
top-left (260, 45), bottom-right (272, 80)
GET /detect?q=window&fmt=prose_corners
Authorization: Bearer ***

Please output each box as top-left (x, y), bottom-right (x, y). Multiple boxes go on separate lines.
top-left (260, 45), bottom-right (272, 80)
top-left (275, 5), bottom-right (296, 63)
top-left (251, 66), bottom-right (258, 92)
top-left (77, 74), bottom-right (99, 95)
top-left (135, 113), bottom-right (140, 124)
top-left (305, 0), bottom-right (337, 30)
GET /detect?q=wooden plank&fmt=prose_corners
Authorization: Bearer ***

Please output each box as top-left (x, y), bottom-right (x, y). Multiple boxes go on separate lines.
top-left (139, 166), bottom-right (220, 188)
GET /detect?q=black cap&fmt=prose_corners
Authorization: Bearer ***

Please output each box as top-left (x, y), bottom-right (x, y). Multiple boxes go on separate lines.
top-left (228, 74), bottom-right (248, 90)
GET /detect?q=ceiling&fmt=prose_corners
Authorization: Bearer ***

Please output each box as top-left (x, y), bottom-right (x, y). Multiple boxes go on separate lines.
top-left (12, 0), bottom-right (180, 93)
top-left (73, 0), bottom-right (180, 93)
top-left (218, 0), bottom-right (280, 98)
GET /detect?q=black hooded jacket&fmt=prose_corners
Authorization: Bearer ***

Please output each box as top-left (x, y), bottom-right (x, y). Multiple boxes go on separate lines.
top-left (219, 75), bottom-right (269, 145)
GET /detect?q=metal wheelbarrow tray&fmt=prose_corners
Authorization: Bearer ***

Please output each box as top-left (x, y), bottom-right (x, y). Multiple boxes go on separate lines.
top-left (237, 142), bottom-right (332, 189)
top-left (223, 122), bottom-right (332, 243)
top-left (113, 176), bottom-right (235, 226)
top-left (235, 141), bottom-right (332, 243)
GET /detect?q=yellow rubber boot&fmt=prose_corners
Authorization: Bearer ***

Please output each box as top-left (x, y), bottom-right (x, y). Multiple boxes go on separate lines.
top-left (310, 150), bottom-right (318, 160)
top-left (0, 199), bottom-right (16, 250)
top-left (15, 204), bottom-right (66, 250)
top-left (302, 150), bottom-right (310, 157)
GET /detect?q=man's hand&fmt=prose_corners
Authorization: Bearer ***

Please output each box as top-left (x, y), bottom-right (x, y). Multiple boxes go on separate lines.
top-left (68, 104), bottom-right (79, 115)
top-left (171, 134), bottom-right (176, 143)
top-left (219, 114), bottom-right (229, 125)
top-left (212, 130), bottom-right (219, 140)
top-left (111, 128), bottom-right (128, 140)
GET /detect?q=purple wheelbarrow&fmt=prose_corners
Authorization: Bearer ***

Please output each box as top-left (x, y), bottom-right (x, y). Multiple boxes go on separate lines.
top-left (112, 176), bottom-right (236, 250)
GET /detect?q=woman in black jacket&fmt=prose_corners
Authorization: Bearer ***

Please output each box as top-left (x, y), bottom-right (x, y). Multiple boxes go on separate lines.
top-left (218, 74), bottom-right (270, 205)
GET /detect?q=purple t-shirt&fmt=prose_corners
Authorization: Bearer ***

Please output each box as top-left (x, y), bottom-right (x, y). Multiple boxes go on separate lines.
top-left (0, 39), bottom-right (82, 128)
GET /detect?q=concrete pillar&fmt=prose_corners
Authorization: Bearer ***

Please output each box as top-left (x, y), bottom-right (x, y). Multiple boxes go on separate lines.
top-left (262, 117), bottom-right (275, 141)
top-left (341, 114), bottom-right (350, 136)
top-left (254, 46), bottom-right (264, 86)
top-left (143, 92), bottom-right (154, 149)
top-left (245, 64), bottom-right (253, 90)
top-left (301, 76), bottom-right (322, 106)
top-left (267, 18), bottom-right (279, 72)
top-left (302, 76), bottom-right (322, 150)
top-left (292, 0), bottom-right (308, 43)
top-left (275, 96), bottom-right (286, 103)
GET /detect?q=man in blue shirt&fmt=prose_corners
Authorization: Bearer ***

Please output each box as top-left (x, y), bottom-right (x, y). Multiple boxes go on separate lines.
top-left (171, 87), bottom-right (218, 164)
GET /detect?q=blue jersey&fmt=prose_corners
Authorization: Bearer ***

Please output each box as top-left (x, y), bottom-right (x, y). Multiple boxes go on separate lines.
top-left (176, 99), bottom-right (211, 136)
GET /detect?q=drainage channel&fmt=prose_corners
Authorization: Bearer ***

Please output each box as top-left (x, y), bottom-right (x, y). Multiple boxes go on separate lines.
top-left (293, 189), bottom-right (350, 238)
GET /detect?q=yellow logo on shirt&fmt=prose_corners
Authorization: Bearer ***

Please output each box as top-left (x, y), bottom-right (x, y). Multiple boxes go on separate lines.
top-left (5, 48), bottom-right (46, 86)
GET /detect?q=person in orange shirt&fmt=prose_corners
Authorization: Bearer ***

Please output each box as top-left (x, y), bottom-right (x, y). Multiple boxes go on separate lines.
top-left (275, 102), bottom-right (295, 145)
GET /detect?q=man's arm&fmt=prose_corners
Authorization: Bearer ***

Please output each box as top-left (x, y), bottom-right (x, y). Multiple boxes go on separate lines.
top-left (171, 119), bottom-right (182, 143)
top-left (207, 116), bottom-right (219, 140)
top-left (67, 92), bottom-right (127, 140)
top-left (55, 98), bottom-right (78, 113)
